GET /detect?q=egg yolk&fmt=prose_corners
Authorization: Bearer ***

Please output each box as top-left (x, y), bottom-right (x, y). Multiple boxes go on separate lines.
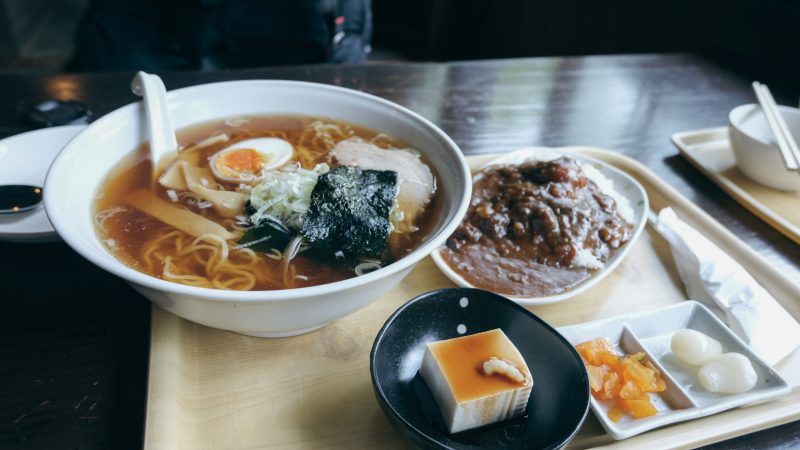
top-left (218, 148), bottom-right (266, 174)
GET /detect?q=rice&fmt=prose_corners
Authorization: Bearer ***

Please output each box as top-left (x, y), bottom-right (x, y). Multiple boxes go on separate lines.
top-left (572, 162), bottom-right (634, 270)
top-left (572, 247), bottom-right (604, 270)
top-left (581, 163), bottom-right (634, 224)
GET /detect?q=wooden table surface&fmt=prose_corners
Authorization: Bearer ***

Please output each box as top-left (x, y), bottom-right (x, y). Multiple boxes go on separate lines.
top-left (1, 53), bottom-right (799, 449)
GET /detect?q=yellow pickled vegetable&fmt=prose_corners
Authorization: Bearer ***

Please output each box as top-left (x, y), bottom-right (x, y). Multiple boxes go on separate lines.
top-left (576, 337), bottom-right (665, 422)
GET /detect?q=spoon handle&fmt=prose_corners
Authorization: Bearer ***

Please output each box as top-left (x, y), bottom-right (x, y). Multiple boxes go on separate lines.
top-left (131, 71), bottom-right (178, 179)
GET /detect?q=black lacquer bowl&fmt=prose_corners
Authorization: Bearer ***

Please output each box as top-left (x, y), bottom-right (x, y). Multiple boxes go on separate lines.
top-left (370, 288), bottom-right (590, 449)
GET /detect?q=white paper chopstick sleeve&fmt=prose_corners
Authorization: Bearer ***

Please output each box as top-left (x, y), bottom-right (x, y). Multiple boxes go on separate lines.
top-left (655, 207), bottom-right (800, 365)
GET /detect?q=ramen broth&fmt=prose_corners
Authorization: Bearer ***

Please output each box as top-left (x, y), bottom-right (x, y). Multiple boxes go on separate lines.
top-left (94, 115), bottom-right (442, 290)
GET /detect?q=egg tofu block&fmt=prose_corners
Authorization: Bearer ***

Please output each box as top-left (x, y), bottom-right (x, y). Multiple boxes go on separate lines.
top-left (419, 329), bottom-right (533, 433)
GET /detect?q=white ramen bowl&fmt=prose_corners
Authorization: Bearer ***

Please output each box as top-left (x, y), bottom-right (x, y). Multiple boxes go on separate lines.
top-left (44, 80), bottom-right (471, 337)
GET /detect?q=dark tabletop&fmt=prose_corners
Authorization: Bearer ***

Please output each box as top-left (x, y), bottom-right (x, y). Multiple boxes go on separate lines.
top-left (1, 53), bottom-right (799, 449)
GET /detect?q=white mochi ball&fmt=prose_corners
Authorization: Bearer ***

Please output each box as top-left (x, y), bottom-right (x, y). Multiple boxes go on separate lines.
top-left (671, 329), bottom-right (722, 366)
top-left (698, 353), bottom-right (758, 394)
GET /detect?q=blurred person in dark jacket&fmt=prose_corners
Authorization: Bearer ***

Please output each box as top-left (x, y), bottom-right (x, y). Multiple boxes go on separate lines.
top-left (66, 0), bottom-right (371, 71)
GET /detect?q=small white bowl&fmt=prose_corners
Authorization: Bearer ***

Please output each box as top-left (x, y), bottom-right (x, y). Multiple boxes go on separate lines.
top-left (728, 103), bottom-right (800, 191)
top-left (44, 80), bottom-right (471, 337)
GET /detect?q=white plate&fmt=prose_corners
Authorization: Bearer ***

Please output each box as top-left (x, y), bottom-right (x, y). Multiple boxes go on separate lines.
top-left (557, 301), bottom-right (791, 440)
top-left (672, 126), bottom-right (800, 245)
top-left (431, 147), bottom-right (648, 305)
top-left (0, 125), bottom-right (86, 243)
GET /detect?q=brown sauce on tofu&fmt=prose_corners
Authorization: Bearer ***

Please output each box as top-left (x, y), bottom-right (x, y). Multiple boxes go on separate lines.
top-left (441, 157), bottom-right (632, 297)
top-left (427, 329), bottom-right (529, 402)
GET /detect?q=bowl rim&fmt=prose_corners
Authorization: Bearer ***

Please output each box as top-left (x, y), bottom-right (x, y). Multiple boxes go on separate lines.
top-left (44, 79), bottom-right (472, 302)
top-left (369, 287), bottom-right (591, 449)
top-left (729, 103), bottom-right (800, 147)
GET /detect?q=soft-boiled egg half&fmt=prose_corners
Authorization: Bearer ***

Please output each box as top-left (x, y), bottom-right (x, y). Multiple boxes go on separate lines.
top-left (210, 137), bottom-right (293, 183)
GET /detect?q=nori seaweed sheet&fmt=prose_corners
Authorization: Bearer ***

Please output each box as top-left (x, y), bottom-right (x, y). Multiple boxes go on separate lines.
top-left (237, 215), bottom-right (293, 252)
top-left (301, 166), bottom-right (398, 257)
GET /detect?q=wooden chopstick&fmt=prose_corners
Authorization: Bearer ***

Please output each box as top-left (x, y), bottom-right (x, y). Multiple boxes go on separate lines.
top-left (752, 81), bottom-right (800, 171)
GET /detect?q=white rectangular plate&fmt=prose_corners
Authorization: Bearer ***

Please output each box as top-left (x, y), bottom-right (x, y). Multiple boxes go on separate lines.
top-left (672, 127), bottom-right (800, 245)
top-left (557, 301), bottom-right (790, 440)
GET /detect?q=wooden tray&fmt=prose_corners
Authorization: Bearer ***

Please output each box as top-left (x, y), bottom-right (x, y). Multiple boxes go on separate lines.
top-left (672, 127), bottom-right (800, 245)
top-left (144, 148), bottom-right (800, 449)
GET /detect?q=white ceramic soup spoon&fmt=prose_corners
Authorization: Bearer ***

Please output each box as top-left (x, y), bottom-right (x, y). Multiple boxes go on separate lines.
top-left (130, 71), bottom-right (178, 182)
